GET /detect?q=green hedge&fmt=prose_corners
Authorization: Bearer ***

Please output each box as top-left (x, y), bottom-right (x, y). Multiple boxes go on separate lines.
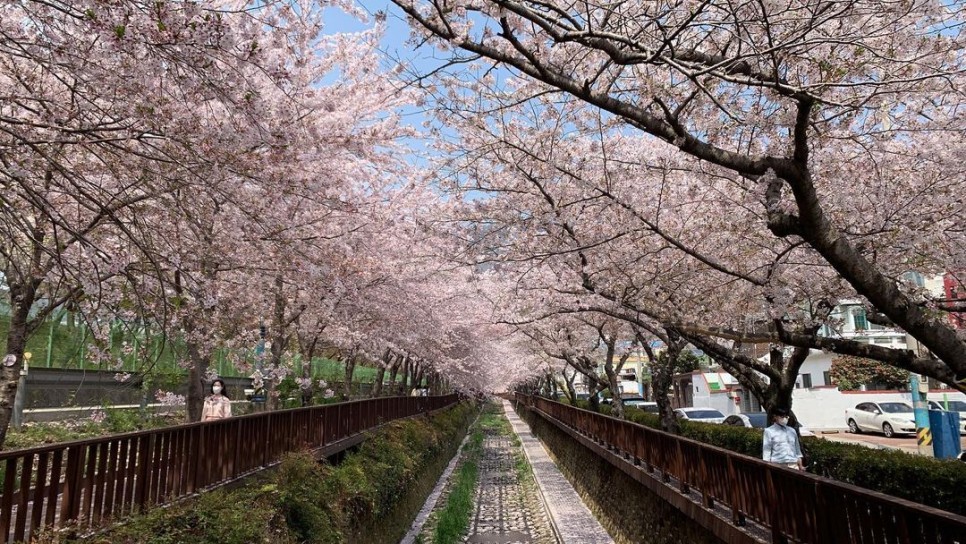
top-left (578, 402), bottom-right (966, 516)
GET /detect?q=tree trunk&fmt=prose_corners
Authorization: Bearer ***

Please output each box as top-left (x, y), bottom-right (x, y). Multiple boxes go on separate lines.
top-left (0, 301), bottom-right (31, 448)
top-left (412, 363), bottom-right (424, 394)
top-left (372, 366), bottom-right (386, 397)
top-left (604, 370), bottom-right (624, 418)
top-left (399, 357), bottom-right (410, 394)
top-left (299, 335), bottom-right (320, 407)
top-left (372, 350), bottom-right (390, 398)
top-left (645, 332), bottom-right (682, 434)
top-left (388, 356), bottom-right (400, 392)
top-left (342, 354), bottom-right (356, 400)
top-left (267, 273), bottom-right (287, 411)
top-left (185, 338), bottom-right (210, 422)
top-left (300, 358), bottom-right (313, 407)
top-left (563, 369), bottom-right (578, 406)
top-left (587, 383), bottom-right (605, 412)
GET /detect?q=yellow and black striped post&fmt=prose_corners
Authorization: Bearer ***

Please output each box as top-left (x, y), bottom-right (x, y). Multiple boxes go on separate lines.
top-left (910, 375), bottom-right (932, 456)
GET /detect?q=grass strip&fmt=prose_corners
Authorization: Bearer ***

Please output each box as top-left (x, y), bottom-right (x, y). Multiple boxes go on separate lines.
top-left (432, 429), bottom-right (483, 544)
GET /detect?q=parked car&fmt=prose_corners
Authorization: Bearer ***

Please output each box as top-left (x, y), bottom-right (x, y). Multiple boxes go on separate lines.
top-left (602, 396), bottom-right (660, 412)
top-left (927, 400), bottom-right (966, 434)
top-left (845, 402), bottom-right (916, 438)
top-left (673, 407), bottom-right (726, 424)
top-left (722, 413), bottom-right (816, 437)
top-left (624, 398), bottom-right (660, 413)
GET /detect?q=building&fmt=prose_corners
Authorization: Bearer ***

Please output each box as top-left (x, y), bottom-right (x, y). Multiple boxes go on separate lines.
top-left (669, 287), bottom-right (966, 428)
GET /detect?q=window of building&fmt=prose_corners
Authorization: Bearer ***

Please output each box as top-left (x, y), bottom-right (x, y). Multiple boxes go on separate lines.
top-left (853, 308), bottom-right (868, 330)
top-left (801, 374), bottom-right (812, 388)
top-left (903, 271), bottom-right (925, 287)
top-left (823, 371), bottom-right (831, 386)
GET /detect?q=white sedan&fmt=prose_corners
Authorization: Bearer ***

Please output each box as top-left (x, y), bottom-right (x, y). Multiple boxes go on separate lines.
top-left (845, 402), bottom-right (916, 438)
top-left (674, 407), bottom-right (726, 424)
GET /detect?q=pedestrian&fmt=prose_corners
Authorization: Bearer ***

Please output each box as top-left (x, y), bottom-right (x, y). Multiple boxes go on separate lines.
top-left (762, 408), bottom-right (804, 470)
top-left (201, 379), bottom-right (232, 421)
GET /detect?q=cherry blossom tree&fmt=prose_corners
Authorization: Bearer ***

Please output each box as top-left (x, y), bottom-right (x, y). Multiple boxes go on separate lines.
top-left (391, 0), bottom-right (966, 392)
top-left (0, 0), bottom-right (312, 443)
top-left (0, 0), bottom-right (422, 440)
top-left (411, 82), bottom-right (963, 425)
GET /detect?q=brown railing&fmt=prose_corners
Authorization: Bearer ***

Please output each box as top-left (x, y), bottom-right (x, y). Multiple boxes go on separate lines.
top-left (516, 393), bottom-right (966, 544)
top-left (0, 394), bottom-right (458, 543)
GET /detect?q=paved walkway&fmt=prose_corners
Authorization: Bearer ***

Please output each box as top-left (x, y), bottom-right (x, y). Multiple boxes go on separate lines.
top-left (501, 400), bottom-right (613, 544)
top-left (465, 420), bottom-right (556, 544)
top-left (405, 401), bottom-right (613, 544)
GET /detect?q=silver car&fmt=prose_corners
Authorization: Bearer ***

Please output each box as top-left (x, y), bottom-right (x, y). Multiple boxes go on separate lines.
top-left (722, 413), bottom-right (816, 436)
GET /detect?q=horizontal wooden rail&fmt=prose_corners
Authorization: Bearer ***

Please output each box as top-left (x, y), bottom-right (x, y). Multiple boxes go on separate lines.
top-left (0, 394), bottom-right (459, 543)
top-left (515, 393), bottom-right (966, 544)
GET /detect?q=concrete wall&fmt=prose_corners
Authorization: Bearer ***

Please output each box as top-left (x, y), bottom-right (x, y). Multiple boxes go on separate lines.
top-left (517, 405), bottom-right (725, 544)
top-left (791, 387), bottom-right (966, 430)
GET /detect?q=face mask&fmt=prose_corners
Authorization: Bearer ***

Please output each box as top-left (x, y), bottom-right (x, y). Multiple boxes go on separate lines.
top-left (212, 385), bottom-right (223, 394)
top-left (777, 417), bottom-right (789, 426)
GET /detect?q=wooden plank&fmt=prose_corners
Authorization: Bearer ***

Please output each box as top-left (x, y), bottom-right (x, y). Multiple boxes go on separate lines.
top-left (13, 453), bottom-right (33, 542)
top-left (102, 441), bottom-right (119, 521)
top-left (119, 438), bottom-right (137, 516)
top-left (30, 451), bottom-right (50, 536)
top-left (91, 442), bottom-right (108, 524)
top-left (149, 431), bottom-right (164, 503)
top-left (157, 432), bottom-right (171, 501)
top-left (60, 445), bottom-right (83, 524)
top-left (44, 450), bottom-right (62, 528)
top-left (0, 457), bottom-right (18, 540)
top-left (80, 444), bottom-right (97, 526)
top-left (133, 435), bottom-right (151, 509)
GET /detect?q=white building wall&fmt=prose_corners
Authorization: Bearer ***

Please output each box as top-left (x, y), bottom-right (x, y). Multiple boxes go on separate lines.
top-left (795, 352), bottom-right (834, 388)
top-left (690, 374), bottom-right (742, 416)
top-left (791, 388), bottom-right (966, 430)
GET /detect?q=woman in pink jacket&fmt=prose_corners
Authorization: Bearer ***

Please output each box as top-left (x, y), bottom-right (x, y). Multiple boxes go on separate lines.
top-left (201, 379), bottom-right (232, 421)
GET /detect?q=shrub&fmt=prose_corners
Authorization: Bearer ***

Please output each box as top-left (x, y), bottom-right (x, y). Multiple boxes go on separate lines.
top-left (98, 485), bottom-right (290, 544)
top-left (275, 453), bottom-right (342, 543)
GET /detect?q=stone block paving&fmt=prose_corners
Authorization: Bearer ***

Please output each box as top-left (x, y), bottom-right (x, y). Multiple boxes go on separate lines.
top-left (407, 402), bottom-right (613, 544)
top-left (501, 401), bottom-right (614, 544)
top-left (464, 430), bottom-right (556, 544)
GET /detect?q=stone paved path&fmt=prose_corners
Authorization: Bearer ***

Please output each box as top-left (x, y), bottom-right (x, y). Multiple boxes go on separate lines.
top-left (464, 427), bottom-right (556, 544)
top-left (501, 400), bottom-right (614, 544)
top-left (407, 401), bottom-right (613, 544)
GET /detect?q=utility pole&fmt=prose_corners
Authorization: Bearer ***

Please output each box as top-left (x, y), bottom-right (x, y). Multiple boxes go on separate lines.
top-left (12, 352), bottom-right (31, 429)
top-left (909, 374), bottom-right (932, 456)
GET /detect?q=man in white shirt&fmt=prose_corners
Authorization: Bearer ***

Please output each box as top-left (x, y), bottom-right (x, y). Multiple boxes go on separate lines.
top-left (762, 408), bottom-right (804, 470)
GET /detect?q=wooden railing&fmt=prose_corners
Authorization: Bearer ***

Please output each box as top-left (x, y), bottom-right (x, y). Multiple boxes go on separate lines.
top-left (0, 394), bottom-right (459, 543)
top-left (516, 393), bottom-right (966, 544)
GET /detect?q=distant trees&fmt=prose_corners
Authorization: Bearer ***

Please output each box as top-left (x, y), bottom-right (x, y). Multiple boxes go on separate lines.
top-left (830, 356), bottom-right (910, 392)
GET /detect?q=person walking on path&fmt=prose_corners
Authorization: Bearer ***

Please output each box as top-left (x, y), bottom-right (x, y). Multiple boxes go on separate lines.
top-left (763, 408), bottom-right (803, 470)
top-left (201, 379), bottom-right (232, 421)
